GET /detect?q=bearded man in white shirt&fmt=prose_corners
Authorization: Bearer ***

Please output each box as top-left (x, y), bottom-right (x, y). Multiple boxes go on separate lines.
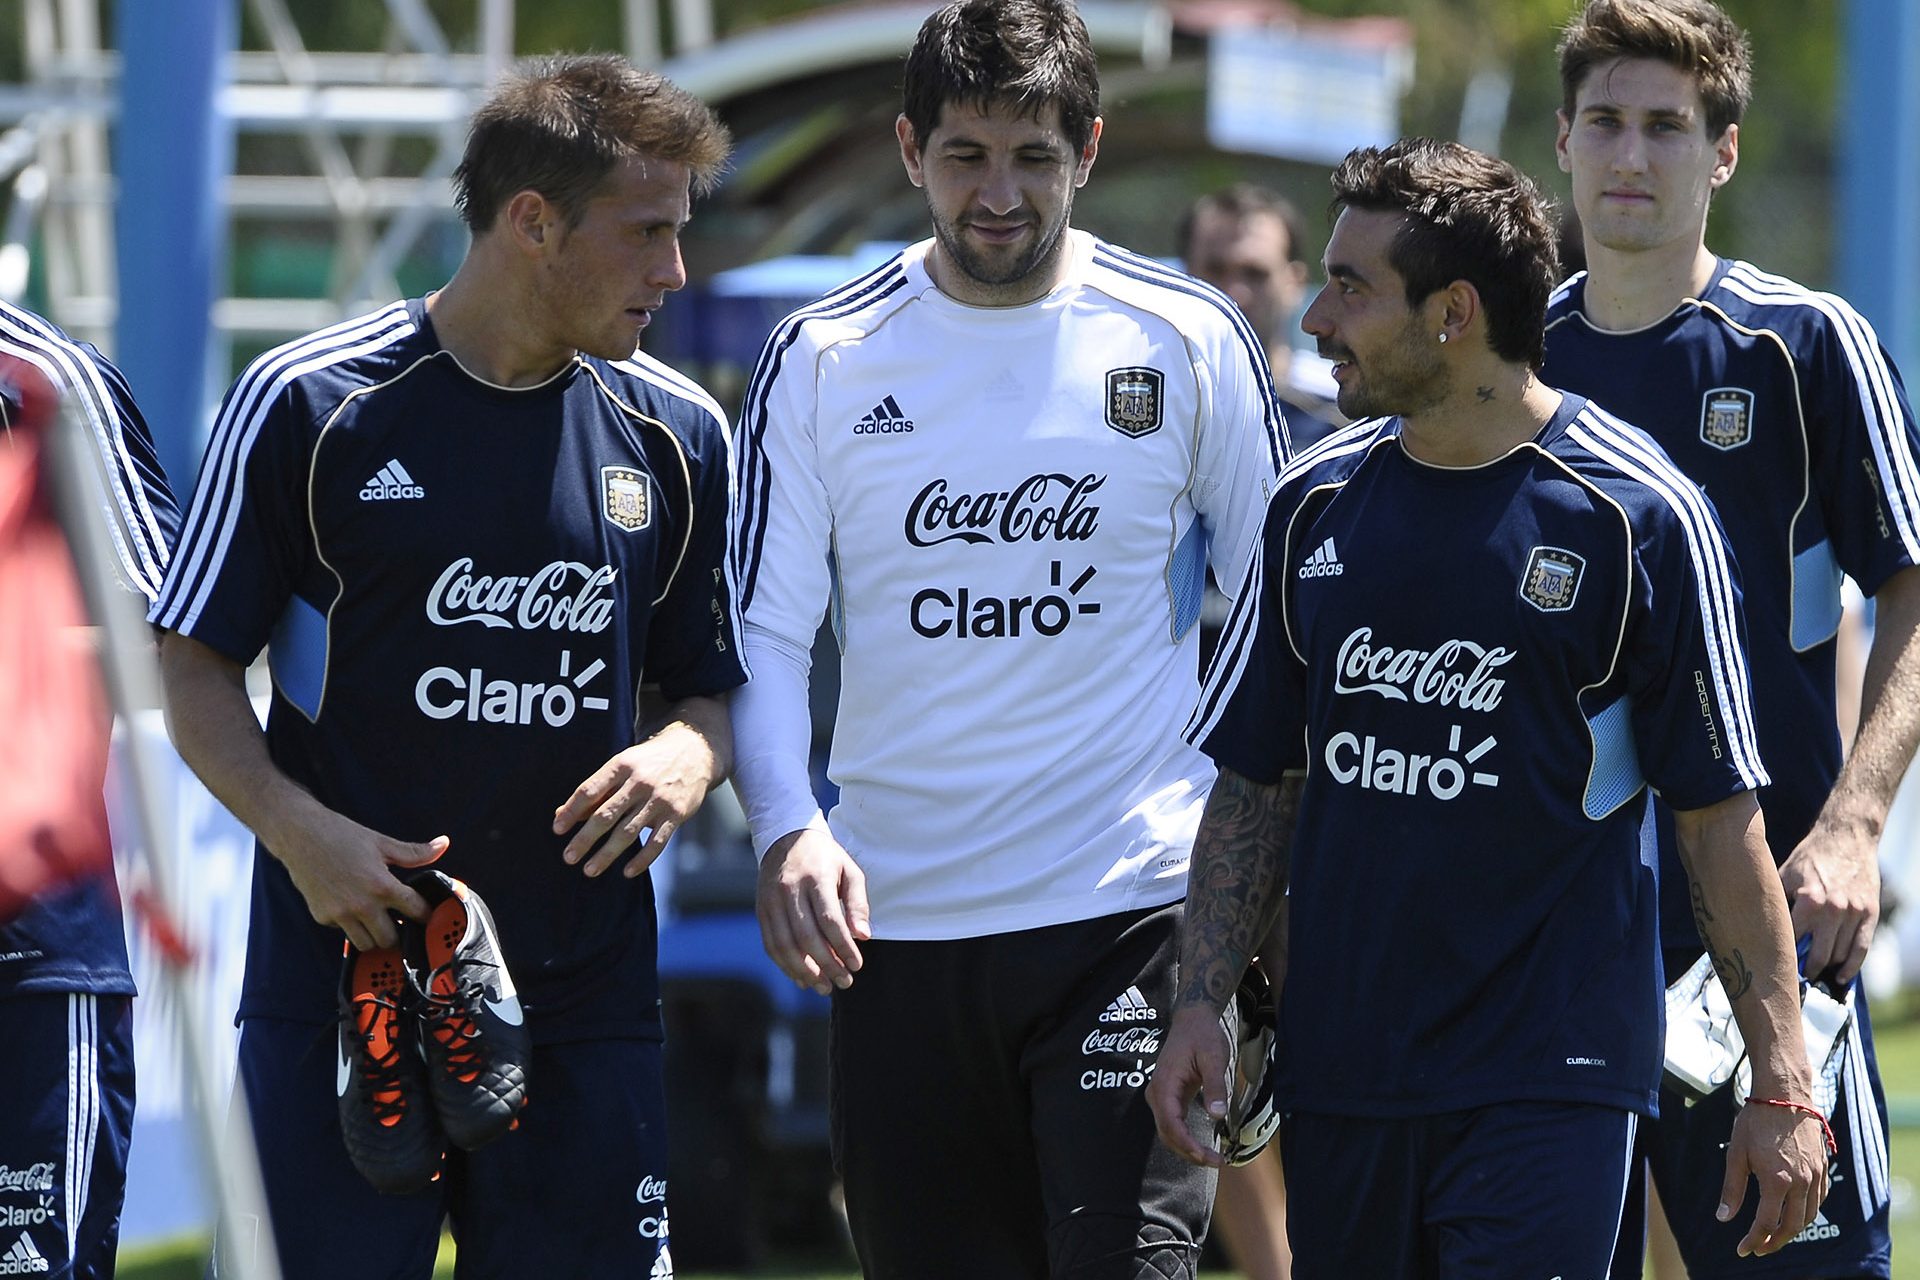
top-left (728, 0), bottom-right (1287, 1273)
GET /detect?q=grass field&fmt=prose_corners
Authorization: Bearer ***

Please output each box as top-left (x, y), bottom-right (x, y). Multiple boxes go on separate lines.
top-left (117, 1006), bottom-right (1920, 1278)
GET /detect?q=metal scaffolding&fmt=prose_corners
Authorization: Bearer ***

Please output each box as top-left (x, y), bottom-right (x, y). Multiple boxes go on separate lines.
top-left (0, 0), bottom-right (732, 348)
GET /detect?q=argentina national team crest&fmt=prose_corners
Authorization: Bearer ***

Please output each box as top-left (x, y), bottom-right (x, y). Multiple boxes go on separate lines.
top-left (602, 465), bottom-right (652, 532)
top-left (1699, 386), bottom-right (1754, 450)
top-left (1105, 367), bottom-right (1164, 437)
top-left (1521, 546), bottom-right (1585, 613)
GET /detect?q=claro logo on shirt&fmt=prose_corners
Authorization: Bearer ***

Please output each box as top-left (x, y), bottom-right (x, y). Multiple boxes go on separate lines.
top-left (1324, 723), bottom-right (1502, 801)
top-left (425, 558), bottom-right (617, 633)
top-left (414, 648), bottom-right (612, 727)
top-left (910, 559), bottom-right (1100, 640)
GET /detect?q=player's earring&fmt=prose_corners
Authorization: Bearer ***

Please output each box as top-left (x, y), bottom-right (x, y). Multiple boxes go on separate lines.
top-left (1437, 332), bottom-right (1449, 344)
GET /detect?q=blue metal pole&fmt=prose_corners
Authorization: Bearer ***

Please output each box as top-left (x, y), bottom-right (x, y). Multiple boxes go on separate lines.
top-left (114, 0), bottom-right (234, 499)
top-left (1840, 0), bottom-right (1920, 375)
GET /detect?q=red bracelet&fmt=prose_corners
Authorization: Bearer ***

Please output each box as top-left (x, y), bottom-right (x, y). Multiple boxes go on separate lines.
top-left (1750, 1098), bottom-right (1838, 1154)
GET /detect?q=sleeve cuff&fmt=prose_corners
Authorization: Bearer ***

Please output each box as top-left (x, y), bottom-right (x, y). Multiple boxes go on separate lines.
top-left (751, 809), bottom-right (831, 862)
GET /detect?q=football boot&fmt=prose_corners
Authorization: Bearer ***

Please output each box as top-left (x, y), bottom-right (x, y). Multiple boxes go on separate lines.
top-left (406, 871), bottom-right (530, 1150)
top-left (336, 941), bottom-right (445, 1193)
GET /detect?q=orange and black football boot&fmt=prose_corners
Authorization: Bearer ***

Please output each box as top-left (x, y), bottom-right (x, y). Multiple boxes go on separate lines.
top-left (406, 871), bottom-right (530, 1150)
top-left (336, 941), bottom-right (445, 1193)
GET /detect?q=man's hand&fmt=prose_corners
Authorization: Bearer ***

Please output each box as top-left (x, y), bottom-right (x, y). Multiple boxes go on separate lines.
top-left (1146, 1005), bottom-right (1232, 1169)
top-left (270, 802), bottom-right (445, 952)
top-left (1718, 1098), bottom-right (1831, 1258)
top-left (756, 826), bottom-right (869, 995)
top-left (554, 720), bottom-right (721, 879)
top-left (1778, 824), bottom-right (1879, 983)
top-left (155, 630), bottom-right (442, 951)
top-left (1787, 563), bottom-right (1920, 984)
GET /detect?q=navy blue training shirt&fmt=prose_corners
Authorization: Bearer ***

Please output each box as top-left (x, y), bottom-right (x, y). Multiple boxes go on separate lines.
top-left (151, 298), bottom-right (746, 1041)
top-left (1188, 395), bottom-right (1766, 1118)
top-left (1544, 261), bottom-right (1920, 947)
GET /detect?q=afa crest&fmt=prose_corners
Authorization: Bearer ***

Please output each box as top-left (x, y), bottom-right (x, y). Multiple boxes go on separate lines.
top-left (1521, 546), bottom-right (1585, 613)
top-left (1105, 367), bottom-right (1164, 437)
top-left (602, 466), bottom-right (652, 532)
top-left (1699, 386), bottom-right (1754, 451)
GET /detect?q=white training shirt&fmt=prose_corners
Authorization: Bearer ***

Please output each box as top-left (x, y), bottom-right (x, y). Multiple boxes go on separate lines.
top-left (732, 230), bottom-right (1285, 939)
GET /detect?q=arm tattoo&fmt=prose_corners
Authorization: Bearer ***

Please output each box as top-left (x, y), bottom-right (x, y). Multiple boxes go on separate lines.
top-left (1689, 883), bottom-right (1754, 1002)
top-left (1689, 879), bottom-right (1712, 927)
top-left (1713, 949), bottom-right (1755, 1002)
top-left (1176, 770), bottom-right (1300, 1011)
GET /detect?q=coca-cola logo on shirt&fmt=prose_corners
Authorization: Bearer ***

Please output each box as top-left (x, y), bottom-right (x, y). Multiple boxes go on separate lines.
top-left (1082, 1026), bottom-right (1162, 1057)
top-left (904, 473), bottom-right (1104, 547)
top-left (0, 1163), bottom-right (53, 1194)
top-left (426, 557), bottom-right (617, 633)
top-left (1332, 626), bottom-right (1513, 713)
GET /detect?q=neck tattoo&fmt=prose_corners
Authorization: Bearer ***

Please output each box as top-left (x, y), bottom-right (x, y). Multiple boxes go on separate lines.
top-left (1476, 386), bottom-right (1496, 403)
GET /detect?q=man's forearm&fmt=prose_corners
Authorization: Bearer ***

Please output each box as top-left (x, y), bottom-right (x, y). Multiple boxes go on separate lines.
top-left (1822, 566), bottom-right (1920, 841)
top-left (1176, 769), bottom-right (1301, 1013)
top-left (158, 631), bottom-right (321, 854)
top-left (1674, 792), bottom-right (1814, 1099)
top-left (641, 693), bottom-right (733, 785)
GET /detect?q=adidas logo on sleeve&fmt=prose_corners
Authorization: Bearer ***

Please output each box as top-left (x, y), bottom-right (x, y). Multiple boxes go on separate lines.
top-left (1100, 985), bottom-right (1159, 1023)
top-left (1297, 537), bottom-right (1344, 579)
top-left (360, 459), bottom-right (426, 501)
top-left (853, 395), bottom-right (914, 436)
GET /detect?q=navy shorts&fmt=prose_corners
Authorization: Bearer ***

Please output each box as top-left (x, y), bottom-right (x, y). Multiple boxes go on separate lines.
top-left (1281, 1101), bottom-right (1639, 1280)
top-left (1622, 974), bottom-right (1891, 1279)
top-left (223, 1019), bottom-right (671, 1280)
top-left (0, 993), bottom-right (134, 1280)
top-left (829, 902), bottom-right (1215, 1280)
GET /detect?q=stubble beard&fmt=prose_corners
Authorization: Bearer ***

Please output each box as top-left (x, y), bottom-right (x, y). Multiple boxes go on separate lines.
top-left (1337, 318), bottom-right (1450, 420)
top-left (928, 193), bottom-right (1074, 301)
top-left (536, 256), bottom-right (645, 364)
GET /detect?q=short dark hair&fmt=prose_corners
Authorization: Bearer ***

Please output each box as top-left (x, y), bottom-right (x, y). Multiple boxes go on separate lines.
top-left (1328, 138), bottom-right (1560, 369)
top-left (454, 53), bottom-right (732, 234)
top-left (902, 0), bottom-right (1100, 154)
top-left (1179, 184), bottom-right (1308, 267)
top-left (1558, 0), bottom-right (1753, 140)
